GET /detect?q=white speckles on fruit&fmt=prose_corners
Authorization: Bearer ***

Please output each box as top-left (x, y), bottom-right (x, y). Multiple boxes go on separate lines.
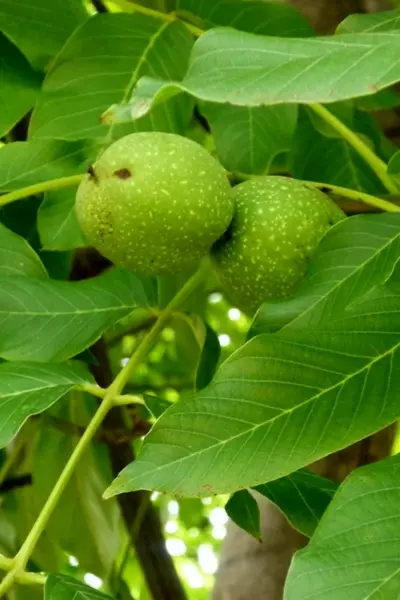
top-left (76, 132), bottom-right (234, 276)
top-left (211, 176), bottom-right (345, 310)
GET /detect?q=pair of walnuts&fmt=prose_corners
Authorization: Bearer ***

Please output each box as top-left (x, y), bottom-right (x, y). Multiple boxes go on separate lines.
top-left (76, 133), bottom-right (344, 310)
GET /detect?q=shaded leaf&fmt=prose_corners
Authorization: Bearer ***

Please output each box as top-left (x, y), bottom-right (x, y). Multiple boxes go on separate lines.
top-left (38, 187), bottom-right (87, 251)
top-left (0, 268), bottom-right (151, 362)
top-left (0, 361), bottom-right (93, 447)
top-left (0, 222), bottom-right (48, 278)
top-left (201, 103), bottom-right (297, 175)
top-left (34, 395), bottom-right (120, 576)
top-left (196, 323), bottom-right (221, 390)
top-left (45, 574), bottom-right (113, 600)
top-left (225, 489), bottom-right (261, 540)
top-left (250, 213), bottom-right (400, 336)
top-left (255, 469), bottom-right (337, 537)
top-left (30, 13), bottom-right (194, 140)
top-left (105, 283), bottom-right (400, 498)
top-left (0, 0), bottom-right (87, 70)
top-left (0, 34), bottom-right (41, 137)
top-left (290, 108), bottom-right (384, 193)
top-left (0, 140), bottom-right (91, 192)
top-left (285, 455), bottom-right (400, 600)
top-left (388, 149), bottom-right (400, 184)
top-left (176, 0), bottom-right (313, 36)
top-left (337, 9), bottom-right (400, 33)
top-left (118, 29), bottom-right (400, 120)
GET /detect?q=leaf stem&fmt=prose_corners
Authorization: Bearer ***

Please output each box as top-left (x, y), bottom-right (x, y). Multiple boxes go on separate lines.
top-left (0, 175), bottom-right (84, 208)
top-left (308, 104), bottom-right (398, 194)
top-left (304, 181), bottom-right (400, 213)
top-left (0, 263), bottom-right (207, 598)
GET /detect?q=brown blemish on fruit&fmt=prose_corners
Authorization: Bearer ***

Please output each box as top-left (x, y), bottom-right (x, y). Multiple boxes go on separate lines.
top-left (87, 165), bottom-right (98, 183)
top-left (114, 168), bottom-right (132, 179)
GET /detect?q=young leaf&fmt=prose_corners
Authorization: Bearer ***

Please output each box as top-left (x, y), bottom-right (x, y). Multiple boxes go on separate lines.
top-left (337, 9), bottom-right (400, 34)
top-left (0, 0), bottom-right (87, 70)
top-left (30, 13), bottom-right (194, 140)
top-left (285, 455), bottom-right (400, 600)
top-left (119, 30), bottom-right (400, 119)
top-left (105, 285), bottom-right (400, 498)
top-left (0, 361), bottom-right (93, 447)
top-left (290, 109), bottom-right (384, 193)
top-left (33, 396), bottom-right (121, 576)
top-left (255, 469), bottom-right (337, 538)
top-left (0, 140), bottom-right (91, 192)
top-left (177, 0), bottom-right (313, 36)
top-left (45, 574), bottom-right (114, 600)
top-left (0, 222), bottom-right (48, 278)
top-left (201, 103), bottom-right (297, 175)
top-left (250, 213), bottom-right (400, 336)
top-left (0, 269), bottom-right (152, 362)
top-left (0, 34), bottom-right (41, 137)
top-left (225, 489), bottom-right (261, 540)
top-left (38, 187), bottom-right (87, 251)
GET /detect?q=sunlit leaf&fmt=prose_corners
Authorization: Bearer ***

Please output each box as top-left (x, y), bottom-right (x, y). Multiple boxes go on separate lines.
top-left (0, 269), bottom-right (152, 362)
top-left (0, 222), bottom-right (48, 278)
top-left (0, 0), bottom-right (87, 70)
top-left (115, 29), bottom-right (400, 120)
top-left (38, 187), bottom-right (87, 251)
top-left (285, 455), bottom-right (400, 600)
top-left (176, 0), bottom-right (313, 36)
top-left (251, 213), bottom-right (400, 336)
top-left (201, 103), bottom-right (297, 175)
top-left (337, 9), bottom-right (400, 34)
top-left (105, 282), bottom-right (400, 498)
top-left (0, 361), bottom-right (93, 447)
top-left (30, 13), bottom-right (194, 140)
top-left (0, 34), bottom-right (41, 137)
top-left (0, 140), bottom-right (91, 192)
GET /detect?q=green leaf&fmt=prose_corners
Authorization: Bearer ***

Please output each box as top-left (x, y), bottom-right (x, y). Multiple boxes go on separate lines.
top-left (225, 489), bottom-right (261, 540)
top-left (119, 30), bottom-right (400, 119)
top-left (285, 455), bottom-right (400, 600)
top-left (337, 9), bottom-right (400, 33)
top-left (0, 361), bottom-right (93, 447)
top-left (105, 284), bottom-right (400, 498)
top-left (144, 394), bottom-right (172, 420)
top-left (388, 149), bottom-right (400, 183)
top-left (201, 103), bottom-right (297, 175)
top-left (290, 108), bottom-right (384, 193)
top-left (30, 13), bottom-right (194, 140)
top-left (176, 0), bottom-right (313, 36)
top-left (255, 469), bottom-right (337, 538)
top-left (250, 213), bottom-right (400, 336)
top-left (0, 34), bottom-right (41, 137)
top-left (34, 396), bottom-right (120, 576)
top-left (0, 268), bottom-right (151, 362)
top-left (37, 187), bottom-right (87, 251)
top-left (196, 323), bottom-right (221, 390)
top-left (0, 140), bottom-right (91, 192)
top-left (45, 574), bottom-right (114, 600)
top-left (0, 0), bottom-right (87, 71)
top-left (0, 222), bottom-right (48, 278)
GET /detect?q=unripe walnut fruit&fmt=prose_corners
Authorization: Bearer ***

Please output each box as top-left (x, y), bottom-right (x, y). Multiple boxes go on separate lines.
top-left (212, 176), bottom-right (345, 310)
top-left (76, 132), bottom-right (234, 276)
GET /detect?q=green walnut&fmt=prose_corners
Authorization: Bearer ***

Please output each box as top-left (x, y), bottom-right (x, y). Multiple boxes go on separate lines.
top-left (211, 176), bottom-right (345, 310)
top-left (76, 132), bottom-right (233, 275)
